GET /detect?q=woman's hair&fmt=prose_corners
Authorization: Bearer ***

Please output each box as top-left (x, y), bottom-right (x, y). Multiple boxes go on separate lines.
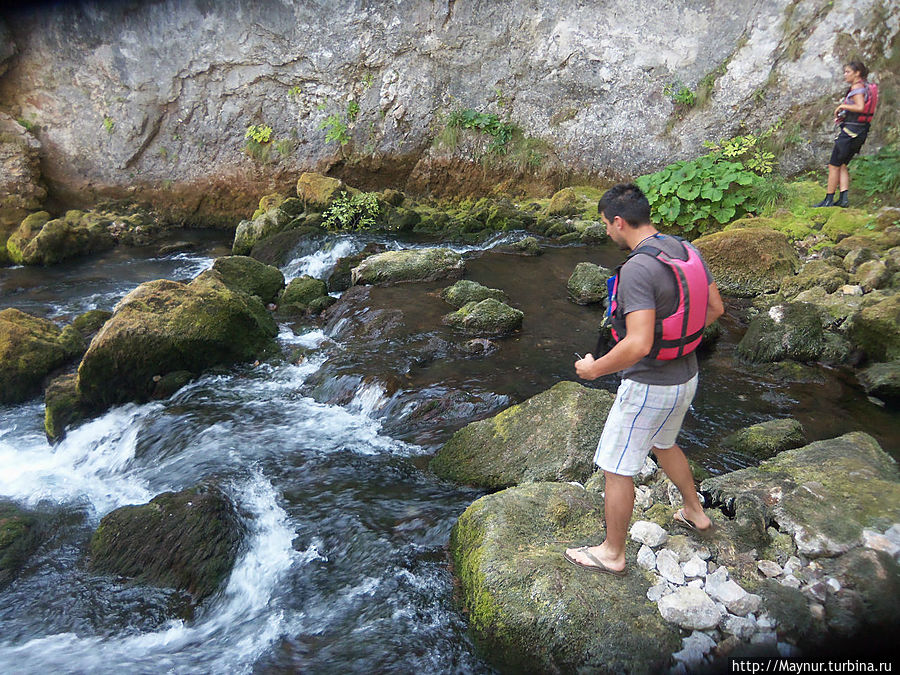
top-left (597, 183), bottom-right (651, 227)
top-left (846, 60), bottom-right (869, 79)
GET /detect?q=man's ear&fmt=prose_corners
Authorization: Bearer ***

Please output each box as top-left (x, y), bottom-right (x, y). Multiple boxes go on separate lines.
top-left (610, 215), bottom-right (625, 231)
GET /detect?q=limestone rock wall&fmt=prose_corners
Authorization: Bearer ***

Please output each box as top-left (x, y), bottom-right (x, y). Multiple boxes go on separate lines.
top-left (0, 0), bottom-right (896, 220)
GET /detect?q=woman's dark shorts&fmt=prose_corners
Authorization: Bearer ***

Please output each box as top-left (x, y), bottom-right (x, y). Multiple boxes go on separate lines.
top-left (829, 123), bottom-right (869, 166)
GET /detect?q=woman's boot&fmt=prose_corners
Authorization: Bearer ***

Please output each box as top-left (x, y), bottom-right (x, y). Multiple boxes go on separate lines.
top-left (813, 193), bottom-right (835, 207)
top-left (836, 191), bottom-right (850, 208)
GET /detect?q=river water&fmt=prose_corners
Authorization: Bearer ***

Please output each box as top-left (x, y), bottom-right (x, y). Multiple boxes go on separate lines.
top-left (0, 231), bottom-right (896, 674)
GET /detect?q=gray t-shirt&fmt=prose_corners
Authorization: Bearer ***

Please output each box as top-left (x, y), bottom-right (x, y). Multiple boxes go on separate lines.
top-left (615, 234), bottom-right (713, 385)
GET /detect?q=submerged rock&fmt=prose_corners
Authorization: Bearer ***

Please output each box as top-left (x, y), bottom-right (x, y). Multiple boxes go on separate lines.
top-left (694, 228), bottom-right (799, 298)
top-left (567, 261), bottom-right (611, 305)
top-left (0, 308), bottom-right (83, 404)
top-left (77, 271), bottom-right (278, 409)
top-left (702, 432), bottom-right (900, 558)
top-left (212, 255), bottom-right (285, 304)
top-left (431, 380), bottom-right (614, 489)
top-left (720, 419), bottom-right (806, 461)
top-left (440, 279), bottom-right (509, 308)
top-left (450, 482), bottom-right (680, 673)
top-left (0, 501), bottom-right (42, 590)
top-left (88, 486), bottom-right (244, 601)
top-left (351, 247), bottom-right (464, 286)
top-left (442, 298), bottom-right (523, 336)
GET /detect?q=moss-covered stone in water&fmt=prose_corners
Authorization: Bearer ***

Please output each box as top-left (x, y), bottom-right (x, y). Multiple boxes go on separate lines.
top-left (702, 432), bottom-right (900, 557)
top-left (567, 261), bottom-right (611, 305)
top-left (88, 486), bottom-right (244, 601)
top-left (10, 211), bottom-right (115, 266)
top-left (693, 228), bottom-right (800, 297)
top-left (296, 172), bottom-right (345, 210)
top-left (431, 381), bottom-right (614, 489)
top-left (779, 260), bottom-right (849, 299)
top-left (351, 248), bottom-right (464, 286)
top-left (5, 210), bottom-right (49, 264)
top-left (76, 273), bottom-right (278, 410)
top-left (249, 225), bottom-right (322, 267)
top-left (280, 275), bottom-right (328, 311)
top-left (71, 309), bottom-right (112, 339)
top-left (580, 223), bottom-right (607, 244)
top-left (252, 192), bottom-right (286, 220)
top-left (719, 418), bottom-right (806, 461)
top-left (212, 255), bottom-right (285, 304)
top-left (440, 279), bottom-right (509, 309)
top-left (858, 360), bottom-right (900, 405)
top-left (0, 501), bottom-right (41, 590)
top-left (44, 372), bottom-right (85, 442)
top-left (0, 308), bottom-right (84, 404)
top-left (449, 482), bottom-right (680, 673)
top-left (847, 294), bottom-right (900, 362)
top-left (442, 298), bottom-right (523, 337)
top-left (232, 207), bottom-right (293, 256)
top-left (736, 302), bottom-right (850, 365)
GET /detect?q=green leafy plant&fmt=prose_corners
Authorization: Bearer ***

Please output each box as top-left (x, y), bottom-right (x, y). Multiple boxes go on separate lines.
top-left (749, 174), bottom-right (793, 216)
top-left (318, 114), bottom-right (350, 146)
top-left (663, 81), bottom-right (695, 107)
top-left (346, 100), bottom-right (360, 123)
top-left (288, 86), bottom-right (303, 99)
top-left (245, 125), bottom-right (272, 144)
top-left (853, 144), bottom-right (900, 198)
top-left (446, 108), bottom-right (515, 154)
top-left (244, 124), bottom-right (274, 161)
top-left (103, 116), bottom-right (115, 135)
top-left (322, 192), bottom-right (380, 230)
top-left (704, 125), bottom-right (781, 175)
top-left (16, 118), bottom-right (35, 132)
top-left (635, 153), bottom-right (763, 234)
top-left (362, 72), bottom-right (375, 89)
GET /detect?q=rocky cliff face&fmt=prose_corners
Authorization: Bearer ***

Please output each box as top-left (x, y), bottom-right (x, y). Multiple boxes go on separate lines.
top-left (0, 0), bottom-right (896, 223)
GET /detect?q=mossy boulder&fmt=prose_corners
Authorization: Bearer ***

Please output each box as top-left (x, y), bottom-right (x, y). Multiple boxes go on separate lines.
top-left (567, 261), bottom-right (611, 305)
top-left (440, 279), bottom-right (509, 309)
top-left (693, 228), bottom-right (800, 297)
top-left (820, 209), bottom-right (874, 241)
top-left (442, 298), bottom-right (523, 337)
top-left (248, 225), bottom-right (322, 267)
top-left (76, 271), bottom-right (278, 409)
top-left (0, 308), bottom-right (84, 403)
top-left (44, 373), bottom-right (86, 442)
top-left (88, 486), bottom-right (244, 601)
top-left (779, 260), bottom-right (849, 299)
top-left (211, 255), bottom-right (285, 304)
top-left (279, 275), bottom-right (331, 314)
top-left (449, 482), bottom-right (680, 673)
top-left (0, 501), bottom-right (42, 590)
top-left (853, 260), bottom-right (890, 292)
top-left (326, 243), bottom-right (387, 292)
top-left (820, 548), bottom-right (900, 640)
top-left (500, 236), bottom-right (542, 256)
top-left (580, 223), bottom-right (607, 244)
top-left (250, 192), bottom-right (286, 220)
top-left (351, 248), bottom-right (464, 286)
top-left (7, 210), bottom-right (115, 265)
top-left (726, 215), bottom-right (814, 241)
top-left (233, 207), bottom-right (292, 256)
top-left (735, 302), bottom-right (850, 365)
top-left (431, 381), bottom-right (614, 489)
top-left (846, 294), bottom-right (900, 362)
top-left (719, 419), bottom-right (806, 461)
top-left (702, 432), bottom-right (900, 557)
top-left (858, 360), bottom-right (900, 406)
top-left (546, 187), bottom-right (579, 216)
top-left (71, 309), bottom-right (112, 339)
top-left (296, 172), bottom-right (346, 210)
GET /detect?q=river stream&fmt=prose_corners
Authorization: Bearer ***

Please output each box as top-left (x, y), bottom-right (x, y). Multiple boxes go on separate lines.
top-left (0, 230), bottom-right (896, 673)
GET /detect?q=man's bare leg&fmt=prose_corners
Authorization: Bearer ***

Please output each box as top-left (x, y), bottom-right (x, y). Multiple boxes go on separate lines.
top-left (565, 471), bottom-right (633, 572)
top-left (653, 444), bottom-right (711, 530)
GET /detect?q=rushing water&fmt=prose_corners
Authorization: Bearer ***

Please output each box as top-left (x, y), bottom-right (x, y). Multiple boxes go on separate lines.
top-left (0, 230), bottom-right (897, 674)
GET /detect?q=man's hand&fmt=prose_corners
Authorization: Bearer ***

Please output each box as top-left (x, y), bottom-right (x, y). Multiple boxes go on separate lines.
top-left (575, 353), bottom-right (597, 380)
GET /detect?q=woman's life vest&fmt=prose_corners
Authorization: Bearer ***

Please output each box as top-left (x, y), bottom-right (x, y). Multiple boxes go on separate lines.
top-left (606, 238), bottom-right (710, 360)
top-left (842, 82), bottom-right (878, 125)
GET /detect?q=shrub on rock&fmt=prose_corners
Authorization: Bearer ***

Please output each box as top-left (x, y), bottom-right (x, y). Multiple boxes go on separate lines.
top-left (212, 255), bottom-right (285, 304)
top-left (76, 272), bottom-right (277, 409)
top-left (567, 261), bottom-right (611, 305)
top-left (0, 308), bottom-right (84, 403)
top-left (88, 486), bottom-right (244, 601)
top-left (440, 279), bottom-right (509, 308)
top-left (431, 381), bottom-right (613, 489)
top-left (450, 482), bottom-right (680, 672)
top-left (693, 228), bottom-right (799, 297)
top-left (442, 298), bottom-right (523, 336)
top-left (351, 248), bottom-right (464, 285)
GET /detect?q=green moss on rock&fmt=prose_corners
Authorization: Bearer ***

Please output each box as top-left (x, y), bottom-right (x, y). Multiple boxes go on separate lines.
top-left (44, 373), bottom-right (86, 442)
top-left (440, 279), bottom-right (509, 308)
top-left (431, 381), bottom-right (614, 489)
top-left (567, 261), bottom-right (611, 305)
top-left (720, 418), bottom-right (806, 461)
top-left (694, 228), bottom-right (800, 297)
top-left (546, 187), bottom-right (579, 216)
top-left (449, 482), bottom-right (680, 673)
top-left (212, 255), bottom-right (285, 304)
top-left (780, 260), bottom-right (849, 299)
top-left (296, 172), bottom-right (346, 210)
top-left (736, 302), bottom-right (850, 365)
top-left (351, 248), bottom-right (464, 286)
top-left (442, 298), bottom-right (523, 336)
top-left (280, 275), bottom-right (328, 312)
top-left (88, 486), bottom-right (244, 601)
top-left (71, 309), bottom-right (112, 339)
top-left (0, 501), bottom-right (41, 590)
top-left (858, 360), bottom-right (900, 405)
top-left (847, 294), bottom-right (900, 361)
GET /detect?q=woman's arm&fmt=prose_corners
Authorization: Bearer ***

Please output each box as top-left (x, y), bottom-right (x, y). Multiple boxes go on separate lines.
top-left (835, 92), bottom-right (866, 115)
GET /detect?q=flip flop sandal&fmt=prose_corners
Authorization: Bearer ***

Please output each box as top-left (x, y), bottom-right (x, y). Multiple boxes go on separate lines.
top-left (673, 509), bottom-right (714, 537)
top-left (563, 546), bottom-right (627, 577)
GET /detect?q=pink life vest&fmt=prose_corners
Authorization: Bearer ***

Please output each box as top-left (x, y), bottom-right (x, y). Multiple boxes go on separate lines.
top-left (608, 237), bottom-right (710, 360)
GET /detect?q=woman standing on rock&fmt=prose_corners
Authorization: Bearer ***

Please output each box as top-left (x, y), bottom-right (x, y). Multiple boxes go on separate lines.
top-left (813, 60), bottom-right (877, 208)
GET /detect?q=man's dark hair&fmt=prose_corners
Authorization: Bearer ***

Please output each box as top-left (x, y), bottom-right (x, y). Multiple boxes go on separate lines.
top-left (597, 183), bottom-right (651, 227)
top-left (846, 60), bottom-right (869, 79)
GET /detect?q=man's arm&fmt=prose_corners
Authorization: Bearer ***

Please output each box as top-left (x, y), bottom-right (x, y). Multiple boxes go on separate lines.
top-left (705, 282), bottom-right (724, 327)
top-left (575, 309), bottom-right (654, 381)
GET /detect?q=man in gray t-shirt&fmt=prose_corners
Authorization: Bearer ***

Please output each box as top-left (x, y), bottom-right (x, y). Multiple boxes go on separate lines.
top-left (564, 183), bottom-right (724, 578)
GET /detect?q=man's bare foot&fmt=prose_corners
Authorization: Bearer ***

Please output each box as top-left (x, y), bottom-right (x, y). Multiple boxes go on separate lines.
top-left (563, 543), bottom-right (626, 573)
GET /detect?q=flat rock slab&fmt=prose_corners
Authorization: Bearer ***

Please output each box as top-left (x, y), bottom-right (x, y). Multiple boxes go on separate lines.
top-left (351, 247), bottom-right (464, 285)
top-left (431, 380), bottom-right (614, 489)
top-left (702, 432), bottom-right (900, 557)
top-left (450, 482), bottom-right (681, 673)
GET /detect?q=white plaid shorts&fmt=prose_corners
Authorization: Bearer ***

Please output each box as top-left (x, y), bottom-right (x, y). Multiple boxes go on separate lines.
top-left (593, 374), bottom-right (698, 476)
